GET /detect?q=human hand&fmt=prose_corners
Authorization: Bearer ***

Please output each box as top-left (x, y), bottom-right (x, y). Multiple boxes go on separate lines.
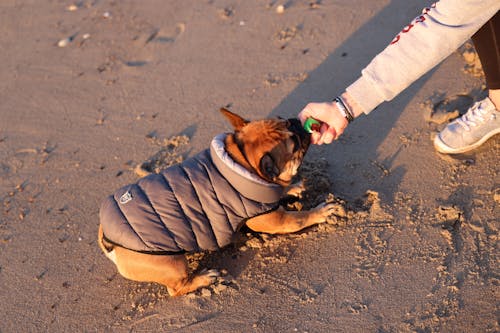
top-left (298, 102), bottom-right (349, 144)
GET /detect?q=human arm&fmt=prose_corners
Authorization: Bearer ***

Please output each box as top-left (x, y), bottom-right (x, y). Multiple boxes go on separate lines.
top-left (348, 0), bottom-right (500, 114)
top-left (299, 0), bottom-right (500, 144)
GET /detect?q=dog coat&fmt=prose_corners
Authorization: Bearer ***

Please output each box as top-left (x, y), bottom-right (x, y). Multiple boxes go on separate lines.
top-left (99, 134), bottom-right (283, 254)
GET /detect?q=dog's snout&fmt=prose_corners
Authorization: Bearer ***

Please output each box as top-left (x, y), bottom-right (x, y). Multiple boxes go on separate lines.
top-left (287, 118), bottom-right (311, 147)
top-left (286, 118), bottom-right (307, 135)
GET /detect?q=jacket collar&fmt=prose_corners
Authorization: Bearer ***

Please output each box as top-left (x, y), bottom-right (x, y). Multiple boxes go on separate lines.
top-left (209, 134), bottom-right (284, 203)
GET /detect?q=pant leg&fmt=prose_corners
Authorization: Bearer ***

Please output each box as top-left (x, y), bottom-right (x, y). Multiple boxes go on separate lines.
top-left (472, 11), bottom-right (500, 89)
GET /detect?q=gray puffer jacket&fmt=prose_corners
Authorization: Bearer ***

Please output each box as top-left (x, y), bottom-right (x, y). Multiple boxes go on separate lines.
top-left (99, 134), bottom-right (283, 254)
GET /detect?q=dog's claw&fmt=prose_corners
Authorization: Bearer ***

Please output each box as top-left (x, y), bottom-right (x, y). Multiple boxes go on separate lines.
top-left (315, 202), bottom-right (327, 209)
top-left (200, 269), bottom-right (220, 283)
top-left (313, 202), bottom-right (343, 221)
top-left (207, 269), bottom-right (220, 277)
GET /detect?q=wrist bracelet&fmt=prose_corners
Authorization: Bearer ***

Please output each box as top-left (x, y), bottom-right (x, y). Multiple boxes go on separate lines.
top-left (338, 96), bottom-right (355, 121)
top-left (333, 97), bottom-right (354, 123)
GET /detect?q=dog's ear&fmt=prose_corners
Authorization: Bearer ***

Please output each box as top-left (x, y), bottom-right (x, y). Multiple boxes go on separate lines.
top-left (259, 153), bottom-right (280, 180)
top-left (220, 108), bottom-right (249, 131)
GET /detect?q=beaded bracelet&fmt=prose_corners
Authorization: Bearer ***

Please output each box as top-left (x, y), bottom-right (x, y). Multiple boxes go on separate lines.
top-left (334, 97), bottom-right (354, 123)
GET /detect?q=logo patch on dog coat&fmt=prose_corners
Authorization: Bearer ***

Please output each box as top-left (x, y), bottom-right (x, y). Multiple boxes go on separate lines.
top-left (119, 191), bottom-right (133, 204)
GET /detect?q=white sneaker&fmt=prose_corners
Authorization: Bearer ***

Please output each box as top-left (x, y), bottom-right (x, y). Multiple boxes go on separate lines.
top-left (434, 97), bottom-right (500, 154)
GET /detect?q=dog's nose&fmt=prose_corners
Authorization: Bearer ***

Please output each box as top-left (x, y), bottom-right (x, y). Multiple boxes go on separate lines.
top-left (286, 118), bottom-right (311, 150)
top-left (287, 118), bottom-right (310, 139)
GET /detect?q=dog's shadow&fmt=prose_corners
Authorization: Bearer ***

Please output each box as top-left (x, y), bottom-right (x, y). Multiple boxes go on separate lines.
top-left (191, 158), bottom-right (345, 283)
top-left (189, 228), bottom-right (258, 282)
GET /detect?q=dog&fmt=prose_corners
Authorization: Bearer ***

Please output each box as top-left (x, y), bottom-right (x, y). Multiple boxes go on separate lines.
top-left (98, 108), bottom-right (337, 296)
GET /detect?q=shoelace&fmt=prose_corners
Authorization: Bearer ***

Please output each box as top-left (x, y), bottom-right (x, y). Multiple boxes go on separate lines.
top-left (456, 101), bottom-right (488, 131)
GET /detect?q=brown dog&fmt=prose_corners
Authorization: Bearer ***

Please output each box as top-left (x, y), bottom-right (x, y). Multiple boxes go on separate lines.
top-left (98, 108), bottom-right (337, 296)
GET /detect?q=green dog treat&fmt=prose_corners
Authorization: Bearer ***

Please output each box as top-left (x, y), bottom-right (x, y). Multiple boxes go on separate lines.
top-left (304, 118), bottom-right (321, 133)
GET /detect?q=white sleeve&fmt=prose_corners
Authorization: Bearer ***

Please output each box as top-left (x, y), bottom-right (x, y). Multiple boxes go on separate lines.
top-left (346, 0), bottom-right (500, 115)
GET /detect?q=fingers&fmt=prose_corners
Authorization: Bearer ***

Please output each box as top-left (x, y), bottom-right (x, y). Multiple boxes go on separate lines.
top-left (322, 124), bottom-right (336, 144)
top-left (311, 125), bottom-right (336, 145)
top-left (310, 131), bottom-right (322, 144)
top-left (298, 102), bottom-right (345, 145)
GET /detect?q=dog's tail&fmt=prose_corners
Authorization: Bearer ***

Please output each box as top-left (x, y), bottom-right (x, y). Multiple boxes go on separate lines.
top-left (98, 225), bottom-right (117, 263)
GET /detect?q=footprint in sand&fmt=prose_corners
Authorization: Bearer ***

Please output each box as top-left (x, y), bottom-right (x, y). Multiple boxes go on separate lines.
top-left (123, 23), bottom-right (186, 68)
top-left (422, 93), bottom-right (474, 125)
top-left (459, 41), bottom-right (484, 78)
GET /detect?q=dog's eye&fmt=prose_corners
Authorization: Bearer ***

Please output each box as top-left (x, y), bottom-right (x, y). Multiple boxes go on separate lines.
top-left (260, 153), bottom-right (279, 179)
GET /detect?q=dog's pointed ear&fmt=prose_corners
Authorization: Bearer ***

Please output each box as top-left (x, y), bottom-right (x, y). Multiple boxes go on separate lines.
top-left (220, 108), bottom-right (249, 131)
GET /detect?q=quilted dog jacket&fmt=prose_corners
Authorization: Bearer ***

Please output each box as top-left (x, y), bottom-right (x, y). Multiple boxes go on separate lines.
top-left (99, 134), bottom-right (283, 254)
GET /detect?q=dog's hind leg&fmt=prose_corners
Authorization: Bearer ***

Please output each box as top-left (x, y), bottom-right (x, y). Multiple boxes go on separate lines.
top-left (111, 247), bottom-right (219, 296)
top-left (164, 265), bottom-right (220, 297)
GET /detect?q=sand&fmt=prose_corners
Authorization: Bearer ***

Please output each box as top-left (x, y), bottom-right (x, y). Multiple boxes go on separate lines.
top-left (0, 1), bottom-right (498, 332)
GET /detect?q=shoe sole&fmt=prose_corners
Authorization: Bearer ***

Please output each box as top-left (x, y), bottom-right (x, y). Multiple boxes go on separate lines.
top-left (434, 128), bottom-right (500, 154)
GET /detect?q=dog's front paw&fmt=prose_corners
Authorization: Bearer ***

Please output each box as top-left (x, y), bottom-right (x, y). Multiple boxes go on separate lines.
top-left (197, 269), bottom-right (220, 287)
top-left (286, 180), bottom-right (306, 198)
top-left (311, 202), bottom-right (340, 223)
